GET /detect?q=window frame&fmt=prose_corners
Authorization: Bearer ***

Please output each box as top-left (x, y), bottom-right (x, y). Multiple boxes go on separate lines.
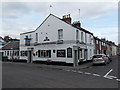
top-left (58, 29), bottom-right (63, 40)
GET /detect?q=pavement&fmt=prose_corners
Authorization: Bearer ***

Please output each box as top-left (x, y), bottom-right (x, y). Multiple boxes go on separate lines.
top-left (2, 60), bottom-right (93, 71)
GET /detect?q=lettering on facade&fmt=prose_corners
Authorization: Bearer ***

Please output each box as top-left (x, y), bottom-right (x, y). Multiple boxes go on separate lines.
top-left (57, 50), bottom-right (66, 57)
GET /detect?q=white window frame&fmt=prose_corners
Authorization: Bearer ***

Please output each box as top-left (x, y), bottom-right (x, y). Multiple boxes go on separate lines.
top-left (58, 29), bottom-right (63, 40)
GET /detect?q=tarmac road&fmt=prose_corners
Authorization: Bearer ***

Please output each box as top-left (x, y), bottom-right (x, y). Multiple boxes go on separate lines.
top-left (2, 56), bottom-right (119, 88)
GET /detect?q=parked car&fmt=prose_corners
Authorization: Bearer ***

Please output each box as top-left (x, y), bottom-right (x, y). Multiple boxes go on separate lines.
top-left (106, 55), bottom-right (112, 62)
top-left (92, 54), bottom-right (109, 65)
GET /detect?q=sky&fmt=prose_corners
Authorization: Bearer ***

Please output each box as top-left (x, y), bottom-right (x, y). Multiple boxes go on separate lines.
top-left (0, 0), bottom-right (119, 45)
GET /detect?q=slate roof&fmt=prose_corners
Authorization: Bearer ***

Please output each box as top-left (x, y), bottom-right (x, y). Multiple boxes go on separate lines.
top-left (2, 41), bottom-right (19, 50)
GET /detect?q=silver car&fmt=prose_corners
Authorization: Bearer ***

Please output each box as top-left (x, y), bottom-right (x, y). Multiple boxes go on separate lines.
top-left (92, 54), bottom-right (109, 65)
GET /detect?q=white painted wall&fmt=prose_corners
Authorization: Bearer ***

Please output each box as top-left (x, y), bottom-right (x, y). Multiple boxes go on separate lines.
top-left (20, 14), bottom-right (94, 63)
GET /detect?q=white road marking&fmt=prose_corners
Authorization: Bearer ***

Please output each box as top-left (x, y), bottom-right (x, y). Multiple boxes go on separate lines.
top-left (93, 74), bottom-right (100, 77)
top-left (71, 70), bottom-right (77, 72)
top-left (65, 69), bottom-right (120, 82)
top-left (78, 71), bottom-right (83, 74)
top-left (104, 69), bottom-right (113, 77)
top-left (116, 79), bottom-right (120, 81)
top-left (84, 72), bottom-right (91, 75)
top-left (104, 76), bottom-right (113, 80)
top-left (65, 70), bottom-right (71, 72)
top-left (108, 75), bottom-right (117, 79)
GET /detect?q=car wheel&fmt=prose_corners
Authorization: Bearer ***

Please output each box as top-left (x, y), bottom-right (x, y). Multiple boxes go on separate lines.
top-left (104, 61), bottom-right (107, 65)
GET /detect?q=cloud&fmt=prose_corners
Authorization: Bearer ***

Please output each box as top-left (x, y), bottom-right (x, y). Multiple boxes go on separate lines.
top-left (1, 2), bottom-right (118, 44)
top-left (2, 2), bottom-right (117, 19)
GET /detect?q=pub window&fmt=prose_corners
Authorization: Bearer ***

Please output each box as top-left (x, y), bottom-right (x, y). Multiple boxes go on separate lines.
top-left (58, 29), bottom-right (63, 40)
top-left (38, 50), bottom-right (51, 58)
top-left (53, 50), bottom-right (55, 53)
top-left (36, 51), bottom-right (38, 56)
top-left (10, 51), bottom-right (11, 56)
top-left (20, 51), bottom-right (27, 56)
top-left (7, 51), bottom-right (9, 56)
top-left (38, 50), bottom-right (41, 57)
top-left (25, 51), bottom-right (28, 56)
top-left (13, 51), bottom-right (15, 56)
top-left (57, 50), bottom-right (66, 57)
top-left (4, 51), bottom-right (6, 56)
top-left (17, 51), bottom-right (19, 56)
top-left (67, 48), bottom-right (72, 58)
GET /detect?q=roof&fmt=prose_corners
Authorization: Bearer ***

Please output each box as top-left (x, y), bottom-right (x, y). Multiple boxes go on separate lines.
top-left (20, 14), bottom-right (93, 35)
top-left (2, 41), bottom-right (19, 50)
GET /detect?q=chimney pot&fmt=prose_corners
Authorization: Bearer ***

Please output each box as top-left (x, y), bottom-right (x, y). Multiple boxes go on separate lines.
top-left (62, 14), bottom-right (72, 23)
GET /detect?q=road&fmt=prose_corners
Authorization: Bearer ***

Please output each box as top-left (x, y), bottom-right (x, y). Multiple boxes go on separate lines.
top-left (2, 56), bottom-right (119, 88)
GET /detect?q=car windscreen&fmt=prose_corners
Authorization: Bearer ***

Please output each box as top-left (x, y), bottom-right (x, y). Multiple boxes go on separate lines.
top-left (93, 55), bottom-right (102, 58)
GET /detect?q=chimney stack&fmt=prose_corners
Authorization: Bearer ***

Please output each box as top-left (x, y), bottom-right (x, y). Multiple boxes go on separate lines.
top-left (72, 21), bottom-right (81, 28)
top-left (62, 14), bottom-right (72, 23)
top-left (101, 38), bottom-right (106, 41)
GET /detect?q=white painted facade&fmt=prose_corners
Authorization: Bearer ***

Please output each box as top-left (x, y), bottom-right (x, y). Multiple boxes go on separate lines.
top-left (20, 14), bottom-right (94, 64)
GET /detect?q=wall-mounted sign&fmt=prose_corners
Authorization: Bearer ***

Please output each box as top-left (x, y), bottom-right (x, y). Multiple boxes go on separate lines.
top-left (25, 39), bottom-right (30, 46)
top-left (24, 36), bottom-right (31, 46)
top-left (57, 50), bottom-right (66, 57)
top-left (67, 48), bottom-right (72, 58)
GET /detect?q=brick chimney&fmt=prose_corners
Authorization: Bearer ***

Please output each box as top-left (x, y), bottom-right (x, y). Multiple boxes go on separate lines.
top-left (101, 38), bottom-right (106, 41)
top-left (62, 14), bottom-right (72, 23)
top-left (72, 21), bottom-right (81, 28)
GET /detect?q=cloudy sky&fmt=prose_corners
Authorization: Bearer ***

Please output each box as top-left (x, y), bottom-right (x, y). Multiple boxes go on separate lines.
top-left (1, 0), bottom-right (119, 44)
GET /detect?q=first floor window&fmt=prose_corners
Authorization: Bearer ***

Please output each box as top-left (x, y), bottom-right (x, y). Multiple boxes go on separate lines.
top-left (76, 30), bottom-right (79, 41)
top-left (58, 29), bottom-right (63, 40)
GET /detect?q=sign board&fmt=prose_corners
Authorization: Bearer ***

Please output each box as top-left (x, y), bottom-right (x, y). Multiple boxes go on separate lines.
top-left (57, 50), bottom-right (66, 57)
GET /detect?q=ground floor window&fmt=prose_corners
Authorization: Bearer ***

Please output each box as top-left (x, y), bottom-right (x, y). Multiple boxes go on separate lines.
top-left (38, 50), bottom-right (51, 58)
top-left (21, 51), bottom-right (27, 56)
top-left (7, 51), bottom-right (9, 56)
top-left (14, 51), bottom-right (19, 56)
top-left (57, 50), bottom-right (66, 57)
top-left (67, 48), bottom-right (72, 58)
top-left (80, 49), bottom-right (83, 58)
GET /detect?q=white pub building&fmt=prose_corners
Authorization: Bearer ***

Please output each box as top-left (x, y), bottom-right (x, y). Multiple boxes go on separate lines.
top-left (20, 14), bottom-right (94, 66)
